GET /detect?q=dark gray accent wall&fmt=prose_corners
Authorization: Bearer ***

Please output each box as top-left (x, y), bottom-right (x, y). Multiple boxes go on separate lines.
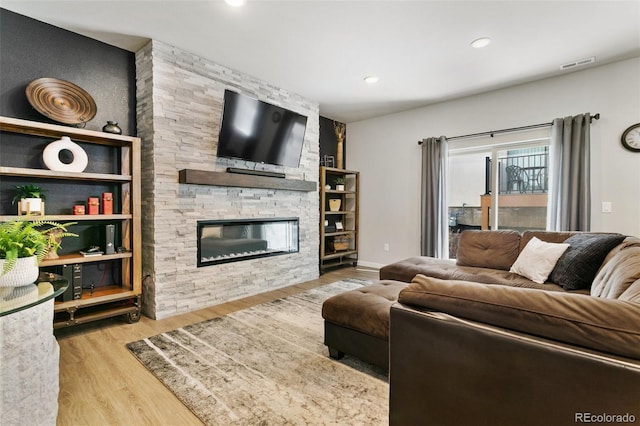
top-left (0, 8), bottom-right (136, 135)
top-left (319, 116), bottom-right (346, 168)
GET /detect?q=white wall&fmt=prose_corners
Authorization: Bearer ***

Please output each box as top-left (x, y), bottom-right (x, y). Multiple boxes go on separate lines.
top-left (348, 57), bottom-right (640, 268)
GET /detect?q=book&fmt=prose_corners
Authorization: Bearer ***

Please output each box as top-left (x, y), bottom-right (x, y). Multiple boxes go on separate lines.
top-left (79, 250), bottom-right (104, 257)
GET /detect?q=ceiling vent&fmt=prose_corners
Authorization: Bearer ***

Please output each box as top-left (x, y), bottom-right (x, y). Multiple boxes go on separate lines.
top-left (560, 56), bottom-right (596, 70)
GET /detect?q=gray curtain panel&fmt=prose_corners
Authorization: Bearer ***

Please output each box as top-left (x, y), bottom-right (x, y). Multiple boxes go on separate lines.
top-left (547, 113), bottom-right (591, 231)
top-left (421, 136), bottom-right (449, 258)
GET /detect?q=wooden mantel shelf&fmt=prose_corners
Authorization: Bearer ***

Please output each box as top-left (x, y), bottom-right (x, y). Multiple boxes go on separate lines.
top-left (178, 169), bottom-right (317, 192)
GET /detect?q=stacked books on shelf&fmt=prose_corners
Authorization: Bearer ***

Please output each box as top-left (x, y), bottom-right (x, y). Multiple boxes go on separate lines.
top-left (79, 249), bottom-right (104, 257)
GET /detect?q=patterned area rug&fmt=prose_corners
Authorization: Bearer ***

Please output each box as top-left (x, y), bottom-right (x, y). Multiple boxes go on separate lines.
top-left (126, 279), bottom-right (388, 425)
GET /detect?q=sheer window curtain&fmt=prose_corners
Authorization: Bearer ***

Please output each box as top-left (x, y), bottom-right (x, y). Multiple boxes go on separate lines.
top-left (547, 113), bottom-right (592, 231)
top-left (421, 136), bottom-right (449, 258)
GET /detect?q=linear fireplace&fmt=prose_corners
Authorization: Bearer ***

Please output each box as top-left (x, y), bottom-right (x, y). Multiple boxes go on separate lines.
top-left (197, 218), bottom-right (299, 267)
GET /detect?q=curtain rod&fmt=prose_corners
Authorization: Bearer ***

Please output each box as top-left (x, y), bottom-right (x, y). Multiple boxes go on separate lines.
top-left (418, 113), bottom-right (600, 145)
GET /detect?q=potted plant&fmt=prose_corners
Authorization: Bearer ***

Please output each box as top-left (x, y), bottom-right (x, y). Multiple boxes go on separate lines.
top-left (0, 219), bottom-right (76, 287)
top-left (12, 184), bottom-right (47, 215)
top-left (335, 177), bottom-right (345, 191)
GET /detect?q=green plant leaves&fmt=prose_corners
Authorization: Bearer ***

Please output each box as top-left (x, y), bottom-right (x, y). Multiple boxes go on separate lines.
top-left (0, 219), bottom-right (77, 275)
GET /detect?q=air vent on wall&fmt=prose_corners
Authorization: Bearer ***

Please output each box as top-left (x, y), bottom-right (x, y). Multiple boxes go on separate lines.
top-left (560, 56), bottom-right (596, 70)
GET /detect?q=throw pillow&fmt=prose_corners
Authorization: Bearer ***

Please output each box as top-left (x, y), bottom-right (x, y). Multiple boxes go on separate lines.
top-left (509, 237), bottom-right (570, 284)
top-left (549, 233), bottom-right (626, 291)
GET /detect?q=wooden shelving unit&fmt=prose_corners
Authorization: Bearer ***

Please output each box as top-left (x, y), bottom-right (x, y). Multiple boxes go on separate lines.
top-left (0, 116), bottom-right (142, 328)
top-left (319, 166), bottom-right (359, 272)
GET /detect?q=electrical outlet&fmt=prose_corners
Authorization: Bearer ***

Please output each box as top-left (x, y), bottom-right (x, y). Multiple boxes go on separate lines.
top-left (602, 201), bottom-right (612, 213)
top-left (383, 243), bottom-right (390, 252)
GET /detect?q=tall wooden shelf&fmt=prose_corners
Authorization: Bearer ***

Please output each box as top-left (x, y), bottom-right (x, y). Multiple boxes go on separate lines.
top-left (0, 116), bottom-right (142, 328)
top-left (319, 167), bottom-right (359, 272)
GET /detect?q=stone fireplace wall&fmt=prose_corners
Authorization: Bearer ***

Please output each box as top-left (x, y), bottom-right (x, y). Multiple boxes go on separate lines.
top-left (136, 40), bottom-right (319, 319)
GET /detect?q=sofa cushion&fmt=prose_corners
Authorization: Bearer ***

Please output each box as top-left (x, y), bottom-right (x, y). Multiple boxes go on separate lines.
top-left (379, 255), bottom-right (574, 291)
top-left (449, 265), bottom-right (563, 290)
top-left (399, 274), bottom-right (640, 359)
top-left (379, 257), bottom-right (458, 282)
top-left (550, 233), bottom-right (626, 290)
top-left (456, 230), bottom-right (521, 271)
top-left (520, 230), bottom-right (574, 251)
top-left (509, 237), bottom-right (570, 284)
top-left (591, 245), bottom-right (640, 301)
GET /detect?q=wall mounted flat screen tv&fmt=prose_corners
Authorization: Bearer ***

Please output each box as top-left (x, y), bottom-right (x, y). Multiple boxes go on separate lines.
top-left (217, 90), bottom-right (308, 168)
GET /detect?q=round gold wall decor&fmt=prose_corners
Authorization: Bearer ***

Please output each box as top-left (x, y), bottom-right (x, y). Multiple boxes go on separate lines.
top-left (25, 78), bottom-right (97, 125)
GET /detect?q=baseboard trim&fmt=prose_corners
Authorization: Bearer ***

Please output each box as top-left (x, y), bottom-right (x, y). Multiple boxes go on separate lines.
top-left (355, 261), bottom-right (384, 270)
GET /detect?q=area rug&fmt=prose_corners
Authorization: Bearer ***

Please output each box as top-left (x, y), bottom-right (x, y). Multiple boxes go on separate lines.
top-left (126, 279), bottom-right (388, 425)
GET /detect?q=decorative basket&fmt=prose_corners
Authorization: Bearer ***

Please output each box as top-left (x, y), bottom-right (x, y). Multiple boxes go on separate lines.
top-left (0, 256), bottom-right (40, 287)
top-left (331, 237), bottom-right (350, 252)
top-left (329, 199), bottom-right (342, 212)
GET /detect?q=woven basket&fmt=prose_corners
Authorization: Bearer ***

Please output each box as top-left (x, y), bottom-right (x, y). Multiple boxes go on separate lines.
top-left (332, 237), bottom-right (350, 251)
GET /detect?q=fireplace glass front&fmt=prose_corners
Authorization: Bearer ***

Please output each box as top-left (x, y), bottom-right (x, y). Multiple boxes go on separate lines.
top-left (197, 218), bottom-right (299, 266)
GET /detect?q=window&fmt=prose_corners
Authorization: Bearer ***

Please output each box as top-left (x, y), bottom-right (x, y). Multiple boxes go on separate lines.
top-left (495, 146), bottom-right (548, 231)
top-left (447, 129), bottom-right (550, 259)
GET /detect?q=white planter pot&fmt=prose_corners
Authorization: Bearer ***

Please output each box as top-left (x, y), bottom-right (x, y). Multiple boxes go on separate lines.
top-left (0, 256), bottom-right (39, 287)
top-left (20, 198), bottom-right (42, 213)
top-left (336, 185), bottom-right (345, 191)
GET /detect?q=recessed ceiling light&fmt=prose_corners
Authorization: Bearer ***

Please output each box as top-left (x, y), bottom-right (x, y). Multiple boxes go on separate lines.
top-left (225, 0), bottom-right (246, 7)
top-left (471, 37), bottom-right (491, 49)
top-left (364, 76), bottom-right (379, 84)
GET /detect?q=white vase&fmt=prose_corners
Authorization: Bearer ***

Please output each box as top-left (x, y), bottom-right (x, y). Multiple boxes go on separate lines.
top-left (0, 256), bottom-right (39, 287)
top-left (42, 136), bottom-right (88, 173)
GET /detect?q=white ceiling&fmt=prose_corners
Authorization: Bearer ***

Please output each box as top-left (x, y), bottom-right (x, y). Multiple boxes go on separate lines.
top-left (3, 0), bottom-right (640, 123)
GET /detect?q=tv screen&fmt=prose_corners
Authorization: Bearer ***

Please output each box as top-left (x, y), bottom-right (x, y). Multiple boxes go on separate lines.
top-left (217, 90), bottom-right (307, 167)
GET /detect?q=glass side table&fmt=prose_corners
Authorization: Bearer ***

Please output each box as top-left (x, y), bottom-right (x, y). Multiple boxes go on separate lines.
top-left (1, 271), bottom-right (68, 425)
top-left (1, 271), bottom-right (68, 316)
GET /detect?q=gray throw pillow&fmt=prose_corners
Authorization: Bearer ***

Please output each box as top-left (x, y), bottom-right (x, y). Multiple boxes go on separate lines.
top-left (549, 233), bottom-right (625, 290)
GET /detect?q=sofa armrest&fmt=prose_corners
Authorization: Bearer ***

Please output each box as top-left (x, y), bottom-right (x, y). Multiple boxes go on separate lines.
top-left (389, 304), bottom-right (640, 425)
top-left (398, 274), bottom-right (640, 359)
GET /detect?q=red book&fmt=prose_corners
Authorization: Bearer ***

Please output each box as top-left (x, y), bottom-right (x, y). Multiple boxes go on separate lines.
top-left (87, 197), bottom-right (99, 215)
top-left (102, 192), bottom-right (113, 215)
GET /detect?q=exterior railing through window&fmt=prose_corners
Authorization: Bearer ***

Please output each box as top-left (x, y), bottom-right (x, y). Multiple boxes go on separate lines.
top-left (497, 148), bottom-right (549, 194)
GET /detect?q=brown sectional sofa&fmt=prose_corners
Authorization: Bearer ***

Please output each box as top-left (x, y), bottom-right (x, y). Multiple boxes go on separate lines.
top-left (321, 230), bottom-right (640, 424)
top-left (379, 230), bottom-right (593, 291)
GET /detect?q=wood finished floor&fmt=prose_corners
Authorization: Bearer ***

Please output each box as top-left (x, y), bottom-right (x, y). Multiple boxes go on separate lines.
top-left (54, 267), bottom-right (378, 426)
